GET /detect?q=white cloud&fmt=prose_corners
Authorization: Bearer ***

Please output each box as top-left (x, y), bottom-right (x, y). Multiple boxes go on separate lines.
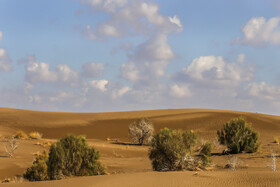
top-left (169, 15), bottom-right (183, 31)
top-left (0, 48), bottom-right (12, 72)
top-left (170, 84), bottom-right (192, 98)
top-left (246, 82), bottom-right (280, 100)
top-left (182, 55), bottom-right (254, 86)
top-left (134, 34), bottom-right (174, 61)
top-left (82, 62), bottom-right (104, 77)
top-left (81, 0), bottom-right (128, 12)
top-left (0, 31), bottom-right (2, 41)
top-left (236, 16), bottom-right (280, 46)
top-left (120, 62), bottom-right (139, 82)
top-left (112, 86), bottom-right (131, 98)
top-left (88, 80), bottom-right (108, 91)
top-left (24, 55), bottom-right (78, 84)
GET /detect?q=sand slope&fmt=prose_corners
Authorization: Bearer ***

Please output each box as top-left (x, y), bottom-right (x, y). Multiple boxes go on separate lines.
top-left (0, 108), bottom-right (280, 186)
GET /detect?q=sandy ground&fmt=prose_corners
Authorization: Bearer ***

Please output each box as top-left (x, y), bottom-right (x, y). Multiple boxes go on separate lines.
top-left (0, 108), bottom-right (280, 186)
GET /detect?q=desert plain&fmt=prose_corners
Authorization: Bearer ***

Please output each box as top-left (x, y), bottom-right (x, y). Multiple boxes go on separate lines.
top-left (0, 107), bottom-right (280, 186)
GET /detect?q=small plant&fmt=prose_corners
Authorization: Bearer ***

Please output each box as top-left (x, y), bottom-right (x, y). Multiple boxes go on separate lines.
top-left (14, 131), bottom-right (28, 139)
top-left (199, 142), bottom-right (212, 167)
top-left (29, 132), bottom-right (42, 139)
top-left (273, 137), bottom-right (279, 145)
top-left (23, 151), bottom-right (49, 181)
top-left (4, 136), bottom-right (19, 158)
top-left (128, 118), bottom-right (154, 145)
top-left (217, 116), bottom-right (260, 154)
top-left (149, 128), bottom-right (198, 171)
top-left (225, 155), bottom-right (240, 170)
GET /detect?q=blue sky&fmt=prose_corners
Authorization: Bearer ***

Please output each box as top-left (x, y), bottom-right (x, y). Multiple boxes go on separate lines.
top-left (0, 0), bottom-right (280, 114)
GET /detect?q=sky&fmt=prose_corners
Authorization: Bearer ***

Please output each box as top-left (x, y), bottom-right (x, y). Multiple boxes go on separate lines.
top-left (0, 0), bottom-right (280, 114)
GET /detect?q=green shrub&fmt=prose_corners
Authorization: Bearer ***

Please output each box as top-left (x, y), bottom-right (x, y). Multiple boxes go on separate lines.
top-left (128, 118), bottom-right (154, 145)
top-left (199, 142), bottom-right (212, 167)
top-left (48, 134), bottom-right (106, 180)
top-left (24, 134), bottom-right (106, 181)
top-left (24, 151), bottom-right (49, 181)
top-left (149, 128), bottom-right (198, 171)
top-left (217, 116), bottom-right (260, 154)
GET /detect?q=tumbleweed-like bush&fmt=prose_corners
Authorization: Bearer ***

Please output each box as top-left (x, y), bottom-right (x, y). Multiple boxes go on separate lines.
top-left (128, 118), bottom-right (154, 145)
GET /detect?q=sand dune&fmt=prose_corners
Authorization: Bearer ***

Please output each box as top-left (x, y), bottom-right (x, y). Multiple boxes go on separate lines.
top-left (0, 108), bottom-right (280, 186)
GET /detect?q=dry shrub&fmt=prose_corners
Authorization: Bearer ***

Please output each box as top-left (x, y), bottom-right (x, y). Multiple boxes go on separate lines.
top-left (225, 156), bottom-right (240, 170)
top-left (4, 136), bottom-right (19, 158)
top-left (273, 137), bottom-right (279, 144)
top-left (14, 131), bottom-right (28, 139)
top-left (29, 132), bottom-right (42, 139)
top-left (129, 118), bottom-right (154, 145)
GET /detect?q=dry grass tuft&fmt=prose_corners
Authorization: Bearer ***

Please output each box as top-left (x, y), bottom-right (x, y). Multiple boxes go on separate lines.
top-left (29, 132), bottom-right (42, 139)
top-left (14, 131), bottom-right (28, 139)
top-left (273, 137), bottom-right (279, 145)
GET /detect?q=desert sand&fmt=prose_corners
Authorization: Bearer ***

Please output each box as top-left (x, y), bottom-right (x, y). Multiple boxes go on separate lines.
top-left (0, 108), bottom-right (280, 186)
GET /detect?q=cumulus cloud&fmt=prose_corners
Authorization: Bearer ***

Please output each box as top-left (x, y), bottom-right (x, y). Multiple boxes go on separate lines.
top-left (22, 55), bottom-right (78, 84)
top-left (180, 55), bottom-right (254, 87)
top-left (246, 82), bottom-right (280, 100)
top-left (235, 16), bottom-right (280, 46)
top-left (88, 79), bottom-right (109, 91)
top-left (0, 48), bottom-right (12, 72)
top-left (170, 84), bottom-right (192, 98)
top-left (82, 62), bottom-right (104, 77)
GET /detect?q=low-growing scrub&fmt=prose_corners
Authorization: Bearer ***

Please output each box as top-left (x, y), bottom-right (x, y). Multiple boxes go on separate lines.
top-left (29, 132), bottom-right (42, 139)
top-left (217, 116), bottom-right (260, 154)
top-left (14, 131), bottom-right (28, 139)
top-left (24, 134), bottom-right (106, 181)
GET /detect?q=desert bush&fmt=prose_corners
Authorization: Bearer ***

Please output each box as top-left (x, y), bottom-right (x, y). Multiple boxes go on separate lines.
top-left (4, 136), bottom-right (19, 158)
top-left (199, 142), bottom-right (212, 167)
top-left (14, 131), bottom-right (28, 139)
top-left (24, 134), bottom-right (106, 181)
top-left (128, 118), bottom-right (154, 145)
top-left (29, 132), bottom-right (42, 139)
top-left (217, 116), bottom-right (260, 154)
top-left (48, 134), bottom-right (106, 180)
top-left (149, 128), bottom-right (198, 171)
top-left (24, 151), bottom-right (49, 181)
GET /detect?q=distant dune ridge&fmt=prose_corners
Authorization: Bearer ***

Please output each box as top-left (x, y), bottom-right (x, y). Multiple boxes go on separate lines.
top-left (1, 108), bottom-right (280, 186)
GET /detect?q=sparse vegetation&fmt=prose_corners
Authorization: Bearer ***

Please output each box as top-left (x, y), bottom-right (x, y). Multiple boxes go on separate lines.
top-left (273, 137), bottom-right (279, 144)
top-left (217, 116), bottom-right (260, 154)
top-left (24, 134), bottom-right (106, 181)
top-left (4, 136), bottom-right (19, 158)
top-left (128, 118), bottom-right (154, 145)
top-left (29, 132), bottom-right (42, 139)
top-left (199, 142), bottom-right (212, 167)
top-left (14, 131), bottom-right (28, 139)
top-left (149, 128), bottom-right (198, 171)
top-left (225, 155), bottom-right (240, 170)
